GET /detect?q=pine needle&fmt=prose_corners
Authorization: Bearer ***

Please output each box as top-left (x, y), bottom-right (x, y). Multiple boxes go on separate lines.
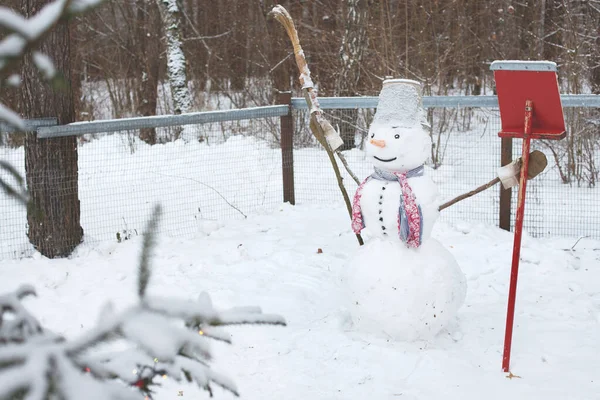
top-left (138, 204), bottom-right (162, 300)
top-left (0, 160), bottom-right (29, 205)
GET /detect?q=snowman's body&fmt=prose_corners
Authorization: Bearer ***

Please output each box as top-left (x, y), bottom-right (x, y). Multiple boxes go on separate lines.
top-left (359, 174), bottom-right (439, 243)
top-left (344, 79), bottom-right (466, 342)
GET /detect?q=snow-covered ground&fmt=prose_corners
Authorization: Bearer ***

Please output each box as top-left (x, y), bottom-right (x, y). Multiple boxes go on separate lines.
top-left (2, 123), bottom-right (600, 398)
top-left (1, 105), bottom-right (599, 398)
top-left (1, 203), bottom-right (599, 399)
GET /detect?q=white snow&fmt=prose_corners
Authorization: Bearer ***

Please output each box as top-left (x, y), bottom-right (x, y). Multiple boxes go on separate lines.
top-left (1, 76), bottom-right (599, 398)
top-left (1, 204), bottom-right (599, 399)
top-left (4, 0), bottom-right (69, 41)
top-left (120, 311), bottom-right (199, 362)
top-left (343, 238), bottom-right (467, 341)
top-left (68, 0), bottom-right (106, 14)
top-left (54, 352), bottom-right (141, 400)
top-left (33, 51), bottom-right (56, 80)
top-left (0, 269), bottom-right (283, 398)
top-left (0, 0), bottom-right (105, 60)
top-left (0, 0), bottom-right (107, 129)
top-left (0, 284), bottom-right (43, 341)
top-left (0, 35), bottom-right (27, 60)
top-left (0, 103), bottom-right (24, 130)
top-left (6, 74), bottom-right (21, 87)
top-left (0, 8), bottom-right (30, 39)
top-left (0, 1), bottom-right (69, 42)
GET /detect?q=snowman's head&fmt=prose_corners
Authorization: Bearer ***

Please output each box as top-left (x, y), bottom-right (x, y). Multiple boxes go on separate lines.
top-left (366, 123), bottom-right (431, 172)
top-left (366, 78), bottom-right (431, 173)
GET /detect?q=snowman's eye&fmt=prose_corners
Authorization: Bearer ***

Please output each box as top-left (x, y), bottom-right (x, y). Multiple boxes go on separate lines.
top-left (370, 133), bottom-right (375, 139)
top-left (394, 134), bottom-right (400, 139)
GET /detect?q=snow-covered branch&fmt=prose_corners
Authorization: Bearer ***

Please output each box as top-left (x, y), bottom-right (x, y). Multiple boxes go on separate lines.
top-left (137, 205), bottom-right (161, 300)
top-left (0, 204), bottom-right (286, 399)
top-left (144, 294), bottom-right (287, 328)
top-left (0, 285), bottom-right (45, 344)
top-left (0, 0), bottom-right (106, 129)
top-left (0, 160), bottom-right (29, 205)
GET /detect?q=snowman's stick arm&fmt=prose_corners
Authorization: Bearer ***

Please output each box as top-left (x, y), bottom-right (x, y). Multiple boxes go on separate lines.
top-left (438, 177), bottom-right (500, 211)
top-left (269, 5), bottom-right (364, 246)
top-left (309, 112), bottom-right (364, 245)
top-left (438, 150), bottom-right (547, 212)
top-left (335, 151), bottom-right (361, 185)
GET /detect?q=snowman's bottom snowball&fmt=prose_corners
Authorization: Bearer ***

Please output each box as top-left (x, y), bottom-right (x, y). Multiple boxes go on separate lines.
top-left (343, 238), bottom-right (467, 341)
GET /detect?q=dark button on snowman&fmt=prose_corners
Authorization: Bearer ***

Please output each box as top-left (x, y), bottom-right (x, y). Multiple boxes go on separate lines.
top-left (344, 79), bottom-right (467, 342)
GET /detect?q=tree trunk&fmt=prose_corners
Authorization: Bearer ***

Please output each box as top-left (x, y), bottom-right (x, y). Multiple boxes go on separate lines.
top-left (157, 0), bottom-right (191, 142)
top-left (334, 0), bottom-right (368, 151)
top-left (19, 0), bottom-right (83, 258)
top-left (158, 0), bottom-right (192, 117)
top-left (588, 4), bottom-right (600, 95)
top-left (230, 0), bottom-right (247, 91)
top-left (158, 0), bottom-right (192, 140)
top-left (536, 0), bottom-right (546, 59)
top-left (137, 0), bottom-right (161, 144)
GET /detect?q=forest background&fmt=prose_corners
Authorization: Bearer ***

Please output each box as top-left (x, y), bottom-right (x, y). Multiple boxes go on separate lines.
top-left (3, 0), bottom-right (599, 122)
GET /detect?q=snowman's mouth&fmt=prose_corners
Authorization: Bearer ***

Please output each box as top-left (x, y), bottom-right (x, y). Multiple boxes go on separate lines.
top-left (373, 156), bottom-right (397, 162)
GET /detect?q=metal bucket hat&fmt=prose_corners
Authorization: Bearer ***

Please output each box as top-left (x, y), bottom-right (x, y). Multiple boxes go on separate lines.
top-left (372, 79), bottom-right (430, 129)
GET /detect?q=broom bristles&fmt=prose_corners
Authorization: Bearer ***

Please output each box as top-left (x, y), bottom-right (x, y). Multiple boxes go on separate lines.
top-left (268, 5), bottom-right (306, 73)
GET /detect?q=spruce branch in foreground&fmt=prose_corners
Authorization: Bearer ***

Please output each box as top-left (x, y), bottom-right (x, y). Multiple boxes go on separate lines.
top-left (0, 160), bottom-right (29, 206)
top-left (0, 204), bottom-right (286, 399)
top-left (0, 285), bottom-right (44, 344)
top-left (138, 204), bottom-right (161, 300)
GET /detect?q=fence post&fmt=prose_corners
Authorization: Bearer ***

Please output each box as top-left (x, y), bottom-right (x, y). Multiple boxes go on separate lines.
top-left (278, 91), bottom-right (295, 205)
top-left (499, 137), bottom-right (512, 231)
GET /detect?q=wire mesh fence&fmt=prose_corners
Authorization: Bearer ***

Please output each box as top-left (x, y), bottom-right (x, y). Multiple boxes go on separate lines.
top-left (1, 110), bottom-right (286, 259)
top-left (1, 96), bottom-right (599, 260)
top-left (293, 101), bottom-right (600, 241)
top-left (509, 104), bottom-right (600, 238)
top-left (291, 106), bottom-right (505, 228)
top-left (0, 144), bottom-right (28, 258)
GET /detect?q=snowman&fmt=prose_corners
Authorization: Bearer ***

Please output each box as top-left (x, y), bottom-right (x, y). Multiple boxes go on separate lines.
top-left (343, 79), bottom-right (467, 342)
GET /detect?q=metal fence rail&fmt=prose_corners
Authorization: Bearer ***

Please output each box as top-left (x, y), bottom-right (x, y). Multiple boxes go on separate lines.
top-left (1, 94), bottom-right (599, 260)
top-left (291, 94), bottom-right (600, 109)
top-left (36, 106), bottom-right (289, 138)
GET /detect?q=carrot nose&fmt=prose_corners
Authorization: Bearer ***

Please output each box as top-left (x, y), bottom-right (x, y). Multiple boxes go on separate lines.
top-left (370, 139), bottom-right (386, 148)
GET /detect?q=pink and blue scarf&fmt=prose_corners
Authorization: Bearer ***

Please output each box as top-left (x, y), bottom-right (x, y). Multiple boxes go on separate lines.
top-left (351, 166), bottom-right (424, 248)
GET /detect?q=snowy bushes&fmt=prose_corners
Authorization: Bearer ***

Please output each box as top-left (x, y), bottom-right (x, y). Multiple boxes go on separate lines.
top-left (543, 109), bottom-right (600, 188)
top-left (0, 205), bottom-right (286, 399)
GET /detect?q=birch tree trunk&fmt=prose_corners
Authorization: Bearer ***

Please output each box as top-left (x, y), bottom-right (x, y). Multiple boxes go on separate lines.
top-left (20, 0), bottom-right (83, 258)
top-left (157, 0), bottom-right (192, 123)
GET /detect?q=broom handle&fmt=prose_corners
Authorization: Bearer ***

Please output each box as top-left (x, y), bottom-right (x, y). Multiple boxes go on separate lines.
top-left (270, 5), bottom-right (363, 246)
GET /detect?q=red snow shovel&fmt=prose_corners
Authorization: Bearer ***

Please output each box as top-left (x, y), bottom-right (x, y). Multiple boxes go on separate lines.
top-left (490, 60), bottom-right (566, 373)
